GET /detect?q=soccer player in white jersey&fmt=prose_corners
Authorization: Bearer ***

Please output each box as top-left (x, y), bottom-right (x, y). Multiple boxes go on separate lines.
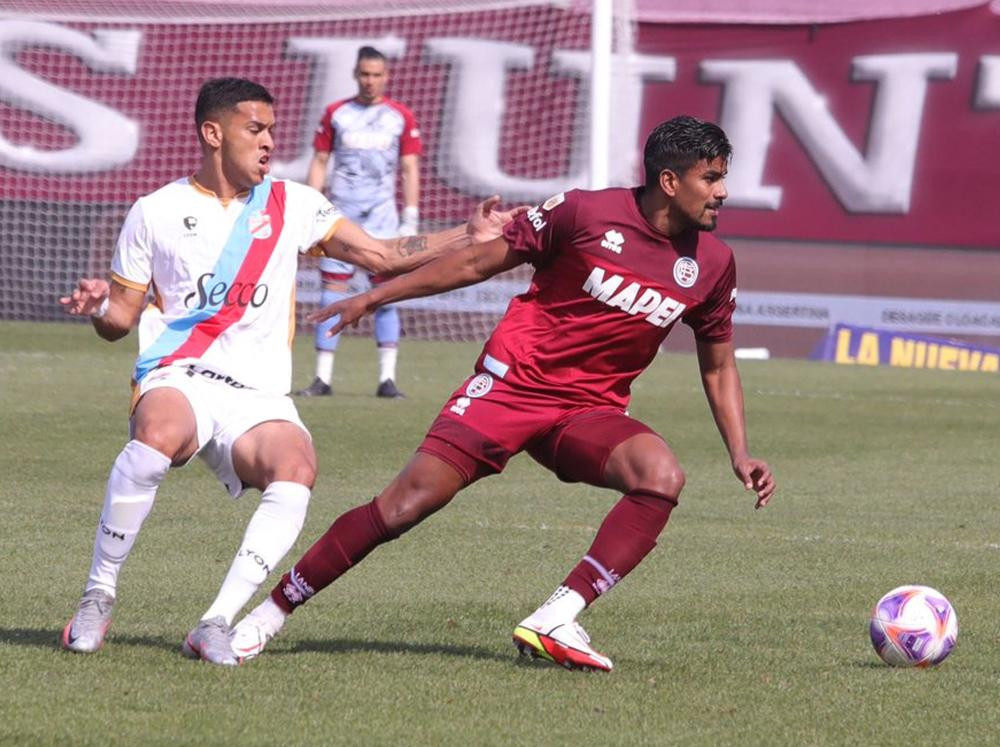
top-left (297, 46), bottom-right (422, 399)
top-left (58, 77), bottom-right (520, 666)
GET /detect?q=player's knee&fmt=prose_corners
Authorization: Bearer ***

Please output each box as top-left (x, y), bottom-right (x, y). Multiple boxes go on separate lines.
top-left (131, 424), bottom-right (194, 463)
top-left (266, 460), bottom-right (316, 489)
top-left (376, 481), bottom-right (453, 533)
top-left (634, 461), bottom-right (685, 500)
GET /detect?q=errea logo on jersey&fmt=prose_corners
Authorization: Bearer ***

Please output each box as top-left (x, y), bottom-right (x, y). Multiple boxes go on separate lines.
top-left (582, 266), bottom-right (687, 328)
top-left (601, 230), bottom-right (624, 254)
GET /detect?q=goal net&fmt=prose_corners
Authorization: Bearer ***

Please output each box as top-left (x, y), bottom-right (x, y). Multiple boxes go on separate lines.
top-left (0, 0), bottom-right (637, 340)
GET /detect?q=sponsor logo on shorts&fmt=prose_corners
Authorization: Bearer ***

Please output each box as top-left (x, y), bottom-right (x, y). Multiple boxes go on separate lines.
top-left (673, 257), bottom-right (699, 288)
top-left (184, 364), bottom-right (248, 389)
top-left (450, 396), bottom-right (472, 416)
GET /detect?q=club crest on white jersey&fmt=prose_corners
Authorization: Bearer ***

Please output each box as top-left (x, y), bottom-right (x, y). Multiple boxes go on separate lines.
top-left (248, 210), bottom-right (272, 239)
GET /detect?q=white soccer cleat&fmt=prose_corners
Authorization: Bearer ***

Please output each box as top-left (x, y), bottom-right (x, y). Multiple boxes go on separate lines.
top-left (181, 616), bottom-right (241, 666)
top-left (513, 619), bottom-right (613, 672)
top-left (62, 588), bottom-right (115, 653)
top-left (230, 606), bottom-right (286, 661)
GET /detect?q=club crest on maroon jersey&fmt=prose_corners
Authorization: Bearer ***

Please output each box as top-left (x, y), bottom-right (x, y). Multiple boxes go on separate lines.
top-left (673, 257), bottom-right (699, 288)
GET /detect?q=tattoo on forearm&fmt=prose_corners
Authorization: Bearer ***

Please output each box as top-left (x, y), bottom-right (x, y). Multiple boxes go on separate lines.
top-left (397, 235), bottom-right (428, 257)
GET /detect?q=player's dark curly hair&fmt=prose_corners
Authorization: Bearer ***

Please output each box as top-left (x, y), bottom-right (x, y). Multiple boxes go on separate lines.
top-left (643, 115), bottom-right (732, 186)
top-left (195, 78), bottom-right (274, 129)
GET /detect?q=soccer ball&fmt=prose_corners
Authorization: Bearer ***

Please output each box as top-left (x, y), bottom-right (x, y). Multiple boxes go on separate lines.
top-left (869, 585), bottom-right (957, 667)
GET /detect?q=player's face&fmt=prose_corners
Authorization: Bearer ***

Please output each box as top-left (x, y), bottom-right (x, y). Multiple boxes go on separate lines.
top-left (218, 100), bottom-right (276, 190)
top-left (354, 59), bottom-right (388, 104)
top-left (669, 157), bottom-right (728, 232)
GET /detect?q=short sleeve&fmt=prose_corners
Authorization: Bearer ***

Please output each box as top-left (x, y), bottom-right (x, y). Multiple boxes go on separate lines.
top-left (501, 190), bottom-right (578, 266)
top-left (312, 104), bottom-right (336, 153)
top-left (300, 185), bottom-right (344, 253)
top-left (110, 199), bottom-right (153, 291)
top-left (399, 105), bottom-right (422, 157)
top-left (683, 252), bottom-right (737, 342)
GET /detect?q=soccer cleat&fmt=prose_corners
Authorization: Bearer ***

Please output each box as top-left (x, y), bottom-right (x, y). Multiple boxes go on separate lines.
top-left (230, 608), bottom-right (287, 661)
top-left (294, 377), bottom-right (332, 397)
top-left (375, 379), bottom-right (405, 399)
top-left (181, 616), bottom-right (241, 666)
top-left (61, 588), bottom-right (115, 653)
top-left (512, 621), bottom-right (613, 672)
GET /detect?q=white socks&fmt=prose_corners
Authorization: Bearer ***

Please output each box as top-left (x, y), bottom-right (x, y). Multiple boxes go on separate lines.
top-left (315, 350), bottom-right (335, 385)
top-left (523, 585), bottom-right (586, 630)
top-left (86, 440), bottom-right (171, 597)
top-left (201, 481), bottom-right (310, 624)
top-left (378, 345), bottom-right (398, 383)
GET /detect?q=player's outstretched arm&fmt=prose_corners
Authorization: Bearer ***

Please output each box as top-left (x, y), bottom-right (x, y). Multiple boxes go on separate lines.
top-left (308, 236), bottom-right (523, 336)
top-left (318, 196), bottom-right (526, 276)
top-left (696, 338), bottom-right (776, 509)
top-left (59, 278), bottom-right (146, 341)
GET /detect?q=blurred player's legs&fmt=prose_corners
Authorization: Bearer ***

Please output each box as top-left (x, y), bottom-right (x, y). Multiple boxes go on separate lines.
top-left (372, 287), bottom-right (404, 398)
top-left (297, 263), bottom-right (353, 397)
top-left (366, 201), bottom-right (405, 398)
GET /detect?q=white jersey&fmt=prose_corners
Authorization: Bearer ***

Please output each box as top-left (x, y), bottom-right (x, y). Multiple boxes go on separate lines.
top-left (111, 176), bottom-right (342, 395)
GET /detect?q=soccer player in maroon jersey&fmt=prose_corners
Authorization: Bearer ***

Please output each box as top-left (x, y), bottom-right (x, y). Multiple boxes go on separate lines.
top-left (232, 115), bottom-right (776, 671)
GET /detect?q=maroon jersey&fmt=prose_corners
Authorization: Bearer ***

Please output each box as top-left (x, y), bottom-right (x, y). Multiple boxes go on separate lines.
top-left (483, 187), bottom-right (737, 409)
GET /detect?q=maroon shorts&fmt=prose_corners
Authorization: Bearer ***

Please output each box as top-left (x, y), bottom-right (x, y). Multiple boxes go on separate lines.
top-left (416, 372), bottom-right (659, 487)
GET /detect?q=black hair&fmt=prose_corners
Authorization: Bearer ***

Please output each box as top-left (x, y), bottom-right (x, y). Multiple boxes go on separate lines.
top-left (356, 46), bottom-right (387, 65)
top-left (195, 77), bottom-right (274, 129)
top-left (643, 115), bottom-right (732, 186)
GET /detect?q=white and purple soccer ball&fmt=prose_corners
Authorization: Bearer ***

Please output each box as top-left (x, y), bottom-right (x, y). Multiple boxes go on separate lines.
top-left (869, 585), bottom-right (958, 667)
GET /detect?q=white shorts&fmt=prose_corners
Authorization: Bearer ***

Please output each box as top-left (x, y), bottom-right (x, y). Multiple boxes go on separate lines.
top-left (137, 364), bottom-right (310, 498)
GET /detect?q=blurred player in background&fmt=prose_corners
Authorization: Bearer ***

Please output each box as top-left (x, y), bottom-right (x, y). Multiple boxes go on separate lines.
top-left (58, 77), bottom-right (518, 666)
top-left (232, 116), bottom-right (776, 672)
top-left (297, 45), bottom-right (422, 399)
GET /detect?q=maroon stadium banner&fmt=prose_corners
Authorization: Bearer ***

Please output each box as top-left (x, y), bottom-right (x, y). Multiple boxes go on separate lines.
top-left (1, 3), bottom-right (999, 247)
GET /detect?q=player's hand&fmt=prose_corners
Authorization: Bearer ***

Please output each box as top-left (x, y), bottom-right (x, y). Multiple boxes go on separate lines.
top-left (59, 278), bottom-right (110, 316)
top-left (306, 293), bottom-right (371, 337)
top-left (467, 195), bottom-right (529, 243)
top-left (732, 456), bottom-right (775, 509)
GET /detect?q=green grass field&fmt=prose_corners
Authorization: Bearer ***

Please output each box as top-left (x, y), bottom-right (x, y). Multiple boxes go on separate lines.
top-left (1, 320), bottom-right (997, 745)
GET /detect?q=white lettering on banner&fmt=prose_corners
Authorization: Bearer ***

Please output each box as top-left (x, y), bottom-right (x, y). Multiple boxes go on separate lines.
top-left (0, 26), bottom-right (993, 216)
top-left (975, 56), bottom-right (1000, 108)
top-left (271, 35), bottom-right (406, 182)
top-left (735, 292), bottom-right (1000, 335)
top-left (702, 54), bottom-right (958, 213)
top-left (0, 22), bottom-right (140, 172)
